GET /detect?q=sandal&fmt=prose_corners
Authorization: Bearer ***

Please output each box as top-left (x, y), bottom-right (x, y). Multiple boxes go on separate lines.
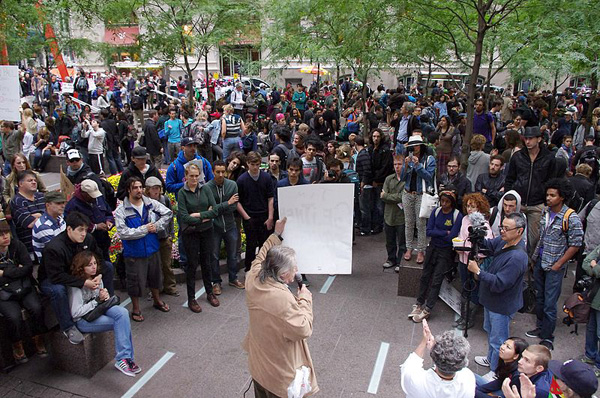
top-left (131, 312), bottom-right (144, 322)
top-left (153, 301), bottom-right (170, 312)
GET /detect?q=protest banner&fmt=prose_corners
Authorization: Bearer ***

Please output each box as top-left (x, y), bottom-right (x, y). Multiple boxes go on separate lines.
top-left (0, 66), bottom-right (21, 121)
top-left (278, 184), bottom-right (354, 274)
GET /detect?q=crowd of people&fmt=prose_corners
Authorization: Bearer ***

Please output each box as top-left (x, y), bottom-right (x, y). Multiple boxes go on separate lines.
top-left (5, 65), bottom-right (600, 396)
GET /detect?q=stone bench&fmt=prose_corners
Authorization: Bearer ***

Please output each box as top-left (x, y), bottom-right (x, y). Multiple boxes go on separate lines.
top-left (397, 259), bottom-right (424, 298)
top-left (28, 153), bottom-right (110, 174)
top-left (49, 330), bottom-right (115, 378)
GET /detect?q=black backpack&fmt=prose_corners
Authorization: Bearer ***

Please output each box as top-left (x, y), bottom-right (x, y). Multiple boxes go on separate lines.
top-left (578, 149), bottom-right (599, 174)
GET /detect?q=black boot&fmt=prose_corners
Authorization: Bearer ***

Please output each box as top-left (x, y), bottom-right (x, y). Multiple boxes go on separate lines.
top-left (457, 304), bottom-right (478, 330)
top-left (453, 298), bottom-right (468, 327)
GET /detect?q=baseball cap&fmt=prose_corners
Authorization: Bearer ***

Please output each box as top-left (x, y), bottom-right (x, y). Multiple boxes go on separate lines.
top-left (132, 146), bottom-right (147, 158)
top-left (523, 126), bottom-right (542, 138)
top-left (44, 190), bottom-right (67, 203)
top-left (549, 359), bottom-right (598, 396)
top-left (181, 137), bottom-right (198, 146)
top-left (66, 148), bottom-right (82, 161)
top-left (80, 179), bottom-right (102, 199)
top-left (145, 176), bottom-right (162, 187)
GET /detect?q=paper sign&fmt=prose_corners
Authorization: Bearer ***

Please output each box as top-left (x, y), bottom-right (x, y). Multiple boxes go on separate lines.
top-left (278, 184), bottom-right (354, 274)
top-left (439, 279), bottom-right (462, 315)
top-left (213, 73), bottom-right (219, 79)
top-left (62, 82), bottom-right (74, 93)
top-left (0, 66), bottom-right (21, 121)
top-left (87, 78), bottom-right (96, 92)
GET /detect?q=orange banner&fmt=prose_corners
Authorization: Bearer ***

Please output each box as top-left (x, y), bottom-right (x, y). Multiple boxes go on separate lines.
top-left (35, 1), bottom-right (69, 81)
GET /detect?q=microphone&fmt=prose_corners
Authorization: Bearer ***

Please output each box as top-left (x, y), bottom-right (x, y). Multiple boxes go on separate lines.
top-left (294, 272), bottom-right (303, 289)
top-left (467, 211), bottom-right (486, 228)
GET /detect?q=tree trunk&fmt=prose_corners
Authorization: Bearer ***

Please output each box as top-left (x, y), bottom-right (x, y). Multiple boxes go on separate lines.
top-left (461, 0), bottom-right (487, 170)
top-left (425, 59), bottom-right (432, 97)
top-left (361, 70), bottom-right (369, 135)
top-left (204, 51), bottom-right (209, 93)
top-left (484, 47), bottom-right (494, 108)
top-left (549, 72), bottom-right (558, 124)
top-left (587, 73), bottom-right (598, 121)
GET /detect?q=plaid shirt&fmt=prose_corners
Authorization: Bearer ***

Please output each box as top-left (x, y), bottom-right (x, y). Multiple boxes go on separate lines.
top-left (537, 204), bottom-right (583, 270)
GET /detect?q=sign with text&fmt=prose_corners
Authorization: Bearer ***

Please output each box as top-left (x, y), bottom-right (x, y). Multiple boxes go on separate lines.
top-left (278, 184), bottom-right (354, 274)
top-left (61, 82), bottom-right (74, 93)
top-left (439, 279), bottom-right (462, 315)
top-left (0, 66), bottom-right (21, 121)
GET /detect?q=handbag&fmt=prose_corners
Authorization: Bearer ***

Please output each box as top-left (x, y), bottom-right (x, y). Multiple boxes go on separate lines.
top-left (519, 270), bottom-right (537, 314)
top-left (419, 162), bottom-right (438, 219)
top-left (0, 278), bottom-right (32, 301)
top-left (83, 295), bottom-right (120, 322)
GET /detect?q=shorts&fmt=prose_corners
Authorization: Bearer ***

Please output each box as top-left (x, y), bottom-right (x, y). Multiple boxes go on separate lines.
top-left (125, 252), bottom-right (163, 297)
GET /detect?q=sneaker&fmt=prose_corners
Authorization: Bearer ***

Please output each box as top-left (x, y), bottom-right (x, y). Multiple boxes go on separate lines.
top-left (229, 280), bottom-right (245, 289)
top-left (581, 356), bottom-right (595, 365)
top-left (539, 339), bottom-right (554, 351)
top-left (212, 283), bottom-right (222, 295)
top-left (394, 266), bottom-right (400, 273)
top-left (413, 309), bottom-right (431, 323)
top-left (474, 356), bottom-right (490, 367)
top-left (408, 304), bottom-right (422, 319)
top-left (383, 261), bottom-right (394, 269)
top-left (115, 359), bottom-right (136, 377)
top-left (126, 359), bottom-right (142, 374)
top-left (63, 326), bottom-right (84, 345)
top-left (525, 328), bottom-right (541, 338)
top-left (481, 370), bottom-right (497, 383)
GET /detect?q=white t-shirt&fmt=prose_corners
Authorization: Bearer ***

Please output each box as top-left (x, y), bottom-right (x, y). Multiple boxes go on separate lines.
top-left (401, 352), bottom-right (476, 398)
top-left (132, 202), bottom-right (144, 217)
top-left (301, 157), bottom-right (317, 181)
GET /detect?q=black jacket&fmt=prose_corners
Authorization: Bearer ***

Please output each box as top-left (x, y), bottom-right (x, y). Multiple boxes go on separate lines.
top-left (0, 239), bottom-right (33, 287)
top-left (39, 231), bottom-right (102, 287)
top-left (569, 174), bottom-right (595, 207)
top-left (475, 172), bottom-right (506, 207)
top-left (143, 119), bottom-right (162, 156)
top-left (116, 162), bottom-right (165, 200)
top-left (369, 142), bottom-right (393, 184)
top-left (101, 118), bottom-right (119, 152)
top-left (438, 171), bottom-right (472, 210)
top-left (67, 163), bottom-right (106, 197)
top-left (505, 145), bottom-right (558, 206)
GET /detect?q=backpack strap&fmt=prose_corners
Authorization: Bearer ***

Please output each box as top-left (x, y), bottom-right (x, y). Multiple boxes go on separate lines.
top-left (562, 208), bottom-right (575, 234)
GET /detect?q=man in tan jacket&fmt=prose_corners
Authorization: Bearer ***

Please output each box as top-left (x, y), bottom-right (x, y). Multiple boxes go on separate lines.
top-left (243, 217), bottom-right (319, 397)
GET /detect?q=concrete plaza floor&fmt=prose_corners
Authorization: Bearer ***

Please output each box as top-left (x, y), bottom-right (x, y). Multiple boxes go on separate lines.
top-left (0, 227), bottom-right (589, 398)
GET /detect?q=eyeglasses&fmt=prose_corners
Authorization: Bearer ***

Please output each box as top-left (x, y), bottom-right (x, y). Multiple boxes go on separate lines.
top-left (499, 226), bottom-right (520, 232)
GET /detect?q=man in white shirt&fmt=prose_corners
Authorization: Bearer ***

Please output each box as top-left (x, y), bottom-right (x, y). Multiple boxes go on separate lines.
top-left (230, 83), bottom-right (245, 117)
top-left (401, 320), bottom-right (476, 398)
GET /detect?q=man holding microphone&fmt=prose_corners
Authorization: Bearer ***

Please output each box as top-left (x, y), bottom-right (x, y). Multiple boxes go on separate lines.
top-left (243, 217), bottom-right (319, 398)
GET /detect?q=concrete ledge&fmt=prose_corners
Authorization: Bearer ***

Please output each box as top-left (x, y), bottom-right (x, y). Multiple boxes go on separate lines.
top-left (397, 259), bottom-right (424, 298)
top-left (50, 331), bottom-right (114, 378)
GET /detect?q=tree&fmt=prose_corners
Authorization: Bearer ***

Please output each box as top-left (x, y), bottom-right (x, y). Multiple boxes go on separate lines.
top-left (137, 0), bottom-right (258, 104)
top-left (403, 0), bottom-right (551, 164)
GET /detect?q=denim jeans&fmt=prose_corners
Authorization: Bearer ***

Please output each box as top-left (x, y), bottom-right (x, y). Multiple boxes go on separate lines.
top-left (533, 258), bottom-right (565, 341)
top-left (212, 226), bottom-right (239, 284)
top-left (585, 308), bottom-right (600, 369)
top-left (40, 261), bottom-right (114, 332)
top-left (162, 139), bottom-right (170, 165)
top-left (384, 223), bottom-right (405, 265)
top-left (33, 148), bottom-right (52, 171)
top-left (106, 149), bottom-right (124, 175)
top-left (76, 306), bottom-right (134, 361)
top-left (359, 186), bottom-right (374, 234)
top-left (483, 308), bottom-right (513, 372)
top-left (222, 137), bottom-right (242, 160)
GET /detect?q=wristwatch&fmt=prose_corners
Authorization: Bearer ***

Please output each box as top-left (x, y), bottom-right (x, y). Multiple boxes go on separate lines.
top-left (276, 233), bottom-right (283, 241)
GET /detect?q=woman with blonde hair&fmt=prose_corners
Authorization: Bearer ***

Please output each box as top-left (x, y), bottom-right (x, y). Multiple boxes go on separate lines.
top-left (32, 126), bottom-right (56, 172)
top-left (21, 108), bottom-right (37, 160)
top-left (3, 153), bottom-right (46, 205)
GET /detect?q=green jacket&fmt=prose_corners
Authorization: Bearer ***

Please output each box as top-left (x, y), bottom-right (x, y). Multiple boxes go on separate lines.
top-left (583, 245), bottom-right (600, 311)
top-left (177, 182), bottom-right (227, 233)
top-left (381, 173), bottom-right (405, 226)
top-left (205, 179), bottom-right (238, 233)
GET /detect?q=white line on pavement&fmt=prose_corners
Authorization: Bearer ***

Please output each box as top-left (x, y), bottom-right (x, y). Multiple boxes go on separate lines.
top-left (119, 297), bottom-right (132, 307)
top-left (121, 351), bottom-right (175, 398)
top-left (367, 342), bottom-right (390, 394)
top-left (319, 275), bottom-right (336, 294)
top-left (183, 287), bottom-right (206, 307)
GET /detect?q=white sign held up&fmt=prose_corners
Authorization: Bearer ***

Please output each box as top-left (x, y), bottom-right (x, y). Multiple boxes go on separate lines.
top-left (61, 82), bottom-right (74, 94)
top-left (278, 184), bottom-right (354, 275)
top-left (0, 66), bottom-right (22, 121)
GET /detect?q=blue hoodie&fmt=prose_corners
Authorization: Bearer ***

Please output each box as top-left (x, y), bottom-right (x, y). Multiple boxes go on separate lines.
top-left (166, 151), bottom-right (214, 197)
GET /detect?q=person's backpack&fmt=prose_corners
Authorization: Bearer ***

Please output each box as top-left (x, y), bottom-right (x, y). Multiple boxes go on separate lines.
top-left (76, 77), bottom-right (88, 91)
top-left (274, 143), bottom-right (291, 167)
top-left (242, 132), bottom-right (257, 151)
top-left (342, 169), bottom-right (360, 195)
top-left (578, 148), bottom-right (599, 173)
top-left (580, 199), bottom-right (599, 231)
top-left (131, 95), bottom-right (143, 110)
top-left (434, 207), bottom-right (460, 224)
top-left (563, 278), bottom-right (600, 334)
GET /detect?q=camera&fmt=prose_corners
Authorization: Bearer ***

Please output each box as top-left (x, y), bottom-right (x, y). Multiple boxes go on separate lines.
top-left (574, 275), bottom-right (594, 293)
top-left (327, 170), bottom-right (336, 179)
top-left (407, 146), bottom-right (415, 153)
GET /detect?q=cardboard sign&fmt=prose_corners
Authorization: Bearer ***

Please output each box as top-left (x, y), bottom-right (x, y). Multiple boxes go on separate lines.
top-left (0, 66), bottom-right (21, 121)
top-left (61, 82), bottom-right (74, 93)
top-left (278, 184), bottom-right (354, 274)
top-left (439, 279), bottom-right (462, 315)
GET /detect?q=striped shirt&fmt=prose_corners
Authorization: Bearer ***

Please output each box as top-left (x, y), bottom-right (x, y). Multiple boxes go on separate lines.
top-left (223, 114), bottom-right (242, 137)
top-left (32, 213), bottom-right (66, 261)
top-left (10, 192), bottom-right (46, 259)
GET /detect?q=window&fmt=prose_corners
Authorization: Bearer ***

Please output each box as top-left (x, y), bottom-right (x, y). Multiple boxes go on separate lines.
top-left (220, 46), bottom-right (260, 76)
